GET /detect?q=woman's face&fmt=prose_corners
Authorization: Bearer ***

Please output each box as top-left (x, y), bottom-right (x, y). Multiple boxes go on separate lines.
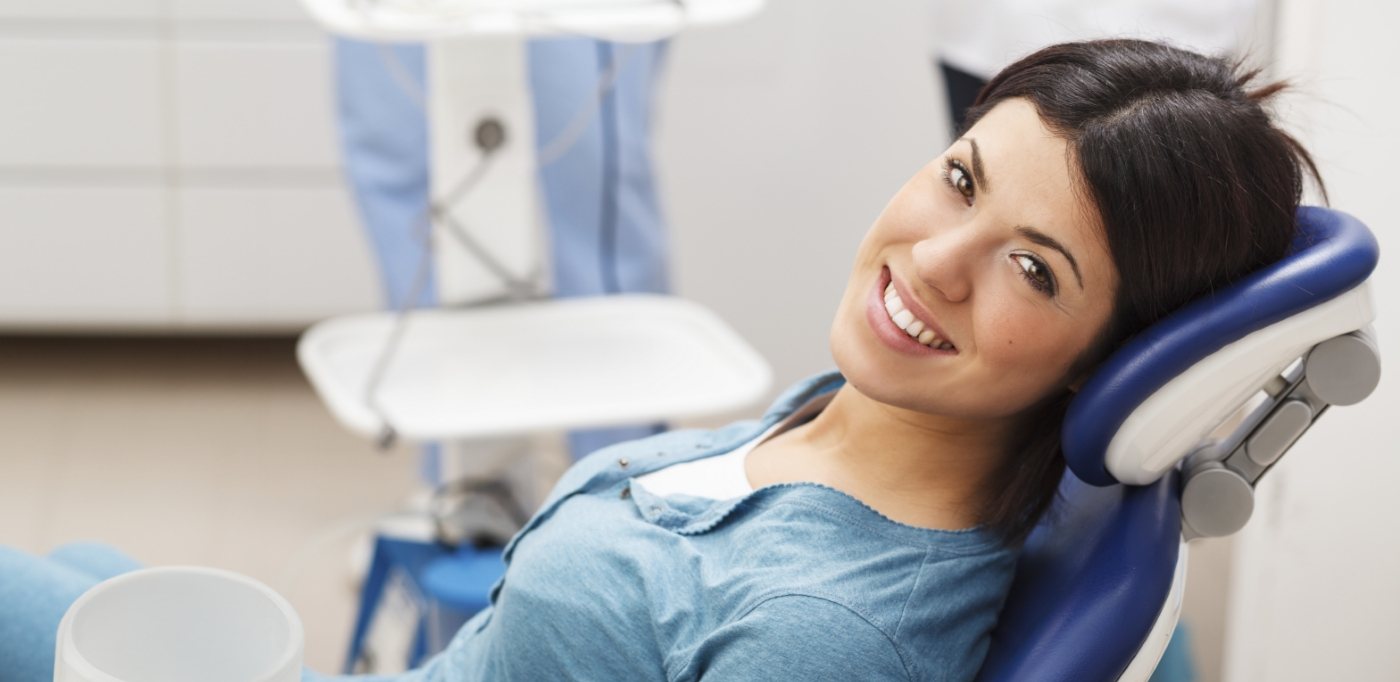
top-left (831, 98), bottom-right (1118, 422)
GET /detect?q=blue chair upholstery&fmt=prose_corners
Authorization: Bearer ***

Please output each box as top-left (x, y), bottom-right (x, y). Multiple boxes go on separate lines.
top-left (977, 207), bottom-right (1380, 681)
top-left (975, 472), bottom-right (1181, 681)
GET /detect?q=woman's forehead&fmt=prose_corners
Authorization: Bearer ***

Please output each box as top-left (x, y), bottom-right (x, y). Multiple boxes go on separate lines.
top-left (963, 100), bottom-right (1078, 213)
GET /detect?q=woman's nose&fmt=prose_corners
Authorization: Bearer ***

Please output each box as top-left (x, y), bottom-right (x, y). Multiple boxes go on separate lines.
top-left (911, 228), bottom-right (975, 302)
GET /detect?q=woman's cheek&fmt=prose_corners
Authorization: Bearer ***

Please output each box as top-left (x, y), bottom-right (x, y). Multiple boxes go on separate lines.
top-left (979, 300), bottom-right (1057, 366)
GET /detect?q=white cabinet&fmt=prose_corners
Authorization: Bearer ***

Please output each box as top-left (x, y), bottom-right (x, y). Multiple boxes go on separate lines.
top-left (170, 0), bottom-right (313, 22)
top-left (176, 186), bottom-right (377, 325)
top-left (173, 42), bottom-right (342, 170)
top-left (0, 187), bottom-right (170, 326)
top-left (0, 40), bottom-right (166, 168)
top-left (0, 7), bottom-right (380, 331)
top-left (0, 2), bottom-right (165, 20)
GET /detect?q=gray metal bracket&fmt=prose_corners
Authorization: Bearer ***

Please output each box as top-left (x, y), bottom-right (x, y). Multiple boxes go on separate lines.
top-left (1180, 330), bottom-right (1380, 540)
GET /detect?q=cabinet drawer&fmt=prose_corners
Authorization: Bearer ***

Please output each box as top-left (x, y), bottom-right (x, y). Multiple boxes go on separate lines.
top-left (175, 184), bottom-right (378, 326)
top-left (0, 1), bottom-right (164, 21)
top-left (0, 185), bottom-right (170, 325)
top-left (174, 41), bottom-right (341, 169)
top-left (171, 0), bottom-right (313, 22)
top-left (0, 39), bottom-right (165, 167)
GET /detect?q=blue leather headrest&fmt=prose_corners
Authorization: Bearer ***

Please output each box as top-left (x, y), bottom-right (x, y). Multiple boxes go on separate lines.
top-left (1063, 207), bottom-right (1380, 486)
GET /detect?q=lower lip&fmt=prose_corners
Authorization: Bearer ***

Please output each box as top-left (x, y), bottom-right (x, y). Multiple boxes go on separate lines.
top-left (865, 268), bottom-right (954, 357)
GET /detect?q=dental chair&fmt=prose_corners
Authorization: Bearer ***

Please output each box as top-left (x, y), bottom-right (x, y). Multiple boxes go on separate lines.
top-left (976, 206), bottom-right (1381, 681)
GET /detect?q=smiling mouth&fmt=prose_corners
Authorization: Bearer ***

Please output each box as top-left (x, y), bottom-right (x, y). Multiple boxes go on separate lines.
top-left (881, 279), bottom-right (956, 351)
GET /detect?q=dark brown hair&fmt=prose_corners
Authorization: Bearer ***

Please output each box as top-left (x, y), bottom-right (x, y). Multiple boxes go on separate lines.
top-left (963, 39), bottom-right (1324, 543)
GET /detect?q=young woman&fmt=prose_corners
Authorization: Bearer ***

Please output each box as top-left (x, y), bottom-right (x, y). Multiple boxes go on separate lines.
top-left (0, 39), bottom-right (1320, 682)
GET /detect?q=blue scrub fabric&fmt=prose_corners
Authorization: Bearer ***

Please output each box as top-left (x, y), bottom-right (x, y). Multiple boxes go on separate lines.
top-left (332, 37), bottom-right (670, 460)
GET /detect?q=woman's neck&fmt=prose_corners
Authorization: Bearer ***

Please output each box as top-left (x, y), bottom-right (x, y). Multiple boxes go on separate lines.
top-left (746, 384), bottom-right (1014, 531)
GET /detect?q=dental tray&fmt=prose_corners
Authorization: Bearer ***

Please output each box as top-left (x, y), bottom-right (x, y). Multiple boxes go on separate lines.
top-left (298, 0), bottom-right (764, 42)
top-left (297, 294), bottom-right (773, 442)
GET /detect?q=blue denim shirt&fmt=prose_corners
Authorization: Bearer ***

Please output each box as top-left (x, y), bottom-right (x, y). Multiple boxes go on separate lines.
top-left (320, 372), bottom-right (1017, 682)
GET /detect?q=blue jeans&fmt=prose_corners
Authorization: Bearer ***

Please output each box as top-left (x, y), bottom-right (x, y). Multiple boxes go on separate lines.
top-left (0, 543), bottom-right (143, 682)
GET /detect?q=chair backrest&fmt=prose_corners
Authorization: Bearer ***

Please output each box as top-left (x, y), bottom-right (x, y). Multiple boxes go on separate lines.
top-left (976, 472), bottom-right (1181, 682)
top-left (976, 207), bottom-right (1381, 681)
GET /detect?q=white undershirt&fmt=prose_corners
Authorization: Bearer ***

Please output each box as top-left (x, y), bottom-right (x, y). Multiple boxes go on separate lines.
top-left (633, 392), bottom-right (834, 500)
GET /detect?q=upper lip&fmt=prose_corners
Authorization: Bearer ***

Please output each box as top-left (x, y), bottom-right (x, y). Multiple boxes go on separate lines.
top-left (888, 268), bottom-right (956, 348)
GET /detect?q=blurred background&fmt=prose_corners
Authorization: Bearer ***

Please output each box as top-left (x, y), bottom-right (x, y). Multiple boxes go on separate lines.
top-left (0, 0), bottom-right (1395, 678)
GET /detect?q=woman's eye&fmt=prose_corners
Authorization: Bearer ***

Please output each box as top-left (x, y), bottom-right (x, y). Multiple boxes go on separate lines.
top-left (942, 160), bottom-right (975, 204)
top-left (1014, 254), bottom-right (1057, 296)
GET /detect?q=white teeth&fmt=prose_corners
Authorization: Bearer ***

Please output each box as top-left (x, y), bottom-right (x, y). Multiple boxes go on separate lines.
top-left (882, 282), bottom-right (954, 351)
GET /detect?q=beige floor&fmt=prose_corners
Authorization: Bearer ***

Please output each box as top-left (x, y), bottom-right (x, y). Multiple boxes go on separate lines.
top-left (0, 335), bottom-right (1234, 679)
top-left (0, 336), bottom-right (426, 673)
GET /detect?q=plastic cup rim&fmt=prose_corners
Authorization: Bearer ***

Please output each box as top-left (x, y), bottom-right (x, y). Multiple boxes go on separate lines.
top-left (56, 565), bottom-right (304, 682)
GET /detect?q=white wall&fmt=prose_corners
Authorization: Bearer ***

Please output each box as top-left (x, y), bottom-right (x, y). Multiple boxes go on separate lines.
top-left (658, 1), bottom-right (946, 392)
top-left (1223, 2), bottom-right (1400, 680)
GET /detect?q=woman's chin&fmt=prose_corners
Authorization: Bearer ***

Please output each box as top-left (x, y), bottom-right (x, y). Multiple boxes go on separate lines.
top-left (830, 335), bottom-right (910, 404)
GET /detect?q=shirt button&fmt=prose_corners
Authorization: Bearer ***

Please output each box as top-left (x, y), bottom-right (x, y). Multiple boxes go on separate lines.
top-left (617, 457), bottom-right (630, 468)
top-left (619, 486), bottom-right (631, 500)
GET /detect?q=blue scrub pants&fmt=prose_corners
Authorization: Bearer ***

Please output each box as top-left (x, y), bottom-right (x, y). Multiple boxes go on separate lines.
top-left (333, 37), bottom-right (671, 462)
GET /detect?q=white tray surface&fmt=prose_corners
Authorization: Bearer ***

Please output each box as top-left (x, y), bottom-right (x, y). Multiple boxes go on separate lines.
top-left (300, 0), bottom-right (764, 41)
top-left (298, 294), bottom-right (773, 441)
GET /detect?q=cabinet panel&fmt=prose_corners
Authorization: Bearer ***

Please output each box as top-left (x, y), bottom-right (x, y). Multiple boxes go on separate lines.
top-left (176, 184), bottom-right (379, 325)
top-left (174, 42), bottom-right (341, 169)
top-left (0, 40), bottom-right (165, 167)
top-left (0, 186), bottom-right (170, 325)
top-left (0, 1), bottom-right (164, 20)
top-left (170, 0), bottom-right (313, 22)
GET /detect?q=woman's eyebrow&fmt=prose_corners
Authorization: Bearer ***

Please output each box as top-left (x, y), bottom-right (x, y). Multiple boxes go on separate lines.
top-left (1016, 226), bottom-right (1084, 290)
top-left (957, 136), bottom-right (1082, 289)
top-left (960, 137), bottom-right (990, 194)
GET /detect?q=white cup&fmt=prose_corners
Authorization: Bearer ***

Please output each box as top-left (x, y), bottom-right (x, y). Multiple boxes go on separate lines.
top-left (54, 567), bottom-right (303, 682)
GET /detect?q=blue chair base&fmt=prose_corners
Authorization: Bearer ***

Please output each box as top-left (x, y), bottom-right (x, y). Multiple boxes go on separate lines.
top-left (346, 535), bottom-right (505, 673)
